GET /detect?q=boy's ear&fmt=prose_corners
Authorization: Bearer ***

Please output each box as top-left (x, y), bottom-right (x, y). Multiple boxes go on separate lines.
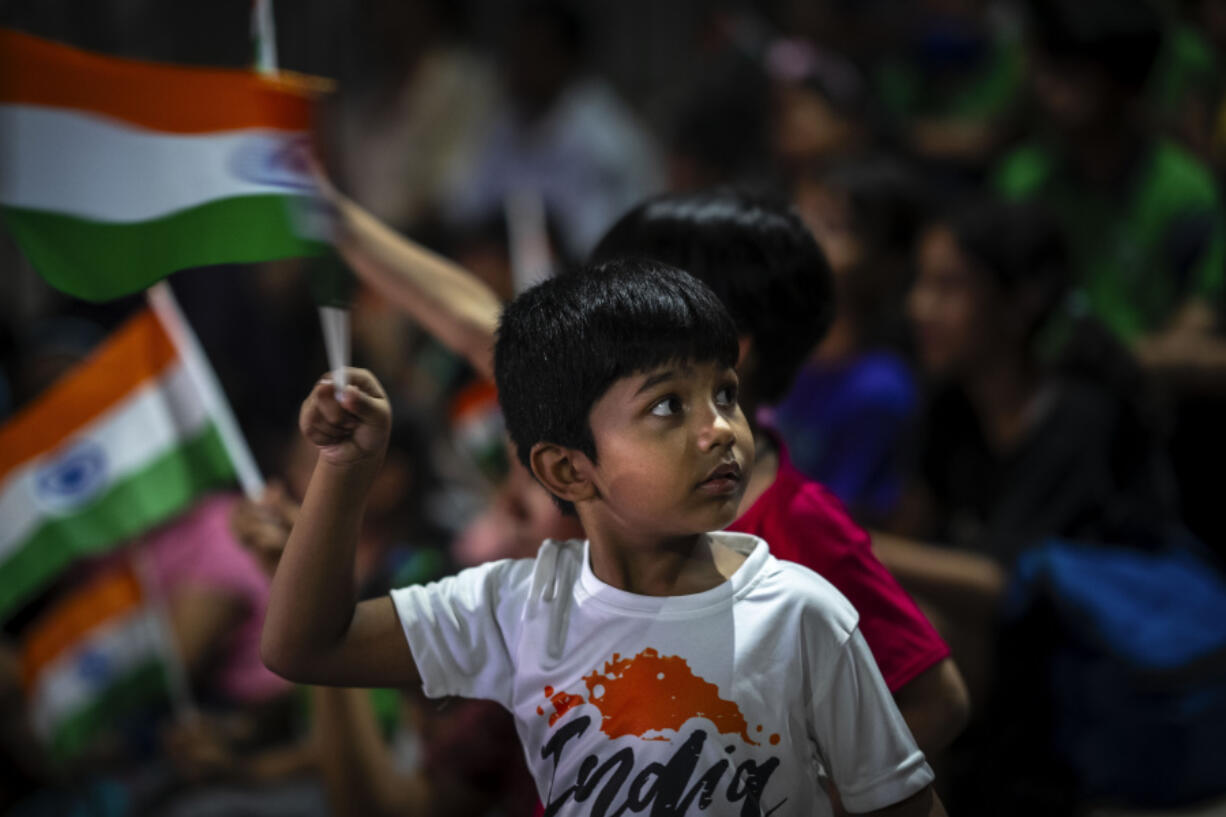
top-left (529, 442), bottom-right (596, 507)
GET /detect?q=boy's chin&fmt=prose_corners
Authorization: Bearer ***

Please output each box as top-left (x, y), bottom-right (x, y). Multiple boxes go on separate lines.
top-left (704, 499), bottom-right (745, 532)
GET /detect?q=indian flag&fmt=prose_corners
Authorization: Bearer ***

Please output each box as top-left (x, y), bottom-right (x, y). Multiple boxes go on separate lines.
top-left (21, 563), bottom-right (175, 763)
top-left (0, 305), bottom-right (238, 619)
top-left (0, 27), bottom-right (328, 302)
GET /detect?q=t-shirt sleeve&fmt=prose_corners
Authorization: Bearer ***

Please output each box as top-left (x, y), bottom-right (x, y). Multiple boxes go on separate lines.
top-left (812, 626), bottom-right (935, 813)
top-left (389, 559), bottom-right (529, 708)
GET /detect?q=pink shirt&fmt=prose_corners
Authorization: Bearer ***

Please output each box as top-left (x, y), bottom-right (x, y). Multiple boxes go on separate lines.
top-left (728, 441), bottom-right (949, 692)
top-left (140, 493), bottom-right (289, 704)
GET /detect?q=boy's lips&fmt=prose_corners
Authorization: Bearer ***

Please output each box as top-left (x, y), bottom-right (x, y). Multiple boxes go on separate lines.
top-left (697, 461), bottom-right (743, 495)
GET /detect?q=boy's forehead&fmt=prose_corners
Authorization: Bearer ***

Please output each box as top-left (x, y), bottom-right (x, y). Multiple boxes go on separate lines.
top-left (621, 358), bottom-right (732, 391)
top-left (588, 358), bottom-right (737, 425)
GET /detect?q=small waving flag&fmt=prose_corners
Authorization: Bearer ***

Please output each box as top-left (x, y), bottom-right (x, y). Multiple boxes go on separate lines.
top-left (0, 28), bottom-right (328, 302)
top-left (20, 563), bottom-right (176, 764)
top-left (0, 306), bottom-right (238, 619)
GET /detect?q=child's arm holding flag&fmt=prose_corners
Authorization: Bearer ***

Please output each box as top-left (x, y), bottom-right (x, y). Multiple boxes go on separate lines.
top-left (261, 367), bottom-right (418, 687)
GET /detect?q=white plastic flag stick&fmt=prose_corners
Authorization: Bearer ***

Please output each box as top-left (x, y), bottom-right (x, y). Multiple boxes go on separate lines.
top-left (251, 0), bottom-right (353, 399)
top-left (252, 0), bottom-right (278, 75)
top-left (146, 282), bottom-right (265, 500)
top-left (320, 305), bottom-right (350, 399)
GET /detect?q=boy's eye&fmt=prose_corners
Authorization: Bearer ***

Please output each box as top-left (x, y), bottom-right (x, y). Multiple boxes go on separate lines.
top-left (715, 384), bottom-right (738, 407)
top-left (650, 396), bottom-right (683, 417)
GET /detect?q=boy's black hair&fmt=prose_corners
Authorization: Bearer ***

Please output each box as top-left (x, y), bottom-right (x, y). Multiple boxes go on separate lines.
top-left (590, 188), bottom-right (834, 405)
top-left (494, 257), bottom-right (739, 514)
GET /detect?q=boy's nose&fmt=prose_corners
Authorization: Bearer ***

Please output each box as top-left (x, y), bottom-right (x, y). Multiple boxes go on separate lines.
top-left (697, 406), bottom-right (736, 451)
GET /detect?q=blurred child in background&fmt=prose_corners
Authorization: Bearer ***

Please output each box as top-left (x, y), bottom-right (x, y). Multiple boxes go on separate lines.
top-left (773, 157), bottom-right (926, 524)
top-left (879, 194), bottom-right (1184, 815)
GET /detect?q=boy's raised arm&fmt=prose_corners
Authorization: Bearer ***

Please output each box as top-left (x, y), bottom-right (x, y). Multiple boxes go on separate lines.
top-left (261, 368), bottom-right (420, 688)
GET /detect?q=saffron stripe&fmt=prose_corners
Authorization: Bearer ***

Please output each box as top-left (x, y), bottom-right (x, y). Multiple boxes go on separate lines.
top-left (0, 310), bottom-right (175, 481)
top-left (28, 607), bottom-right (164, 735)
top-left (20, 567), bottom-right (142, 688)
top-left (0, 28), bottom-right (317, 134)
top-left (0, 364), bottom-right (211, 552)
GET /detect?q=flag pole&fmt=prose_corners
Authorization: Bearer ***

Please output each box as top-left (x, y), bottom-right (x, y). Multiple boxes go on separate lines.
top-left (252, 0), bottom-right (279, 76)
top-left (145, 282), bottom-right (265, 500)
top-left (252, 0), bottom-right (352, 399)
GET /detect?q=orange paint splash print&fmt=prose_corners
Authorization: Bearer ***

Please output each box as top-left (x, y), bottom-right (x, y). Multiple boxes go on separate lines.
top-left (577, 647), bottom-right (759, 746)
top-left (545, 689), bottom-right (586, 727)
top-left (536, 650), bottom-right (788, 815)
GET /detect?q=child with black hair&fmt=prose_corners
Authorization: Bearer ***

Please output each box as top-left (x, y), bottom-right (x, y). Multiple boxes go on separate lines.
top-left (263, 258), bottom-right (945, 816)
top-left (879, 195), bottom-right (1183, 815)
top-left (900, 197), bottom-right (1179, 571)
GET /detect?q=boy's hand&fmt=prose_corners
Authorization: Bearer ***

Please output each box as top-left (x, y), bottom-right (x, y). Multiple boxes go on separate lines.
top-left (299, 367), bottom-right (390, 467)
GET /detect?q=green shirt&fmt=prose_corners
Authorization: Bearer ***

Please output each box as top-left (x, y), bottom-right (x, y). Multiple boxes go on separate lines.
top-left (994, 139), bottom-right (1225, 340)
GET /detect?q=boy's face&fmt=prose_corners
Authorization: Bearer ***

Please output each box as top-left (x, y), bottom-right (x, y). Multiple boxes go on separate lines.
top-left (577, 360), bottom-right (754, 547)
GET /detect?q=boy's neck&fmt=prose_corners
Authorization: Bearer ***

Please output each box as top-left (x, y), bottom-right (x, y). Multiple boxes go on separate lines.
top-left (586, 532), bottom-right (744, 597)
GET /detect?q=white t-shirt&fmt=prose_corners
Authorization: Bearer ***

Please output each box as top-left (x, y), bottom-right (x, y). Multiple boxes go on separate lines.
top-left (391, 532), bottom-right (933, 815)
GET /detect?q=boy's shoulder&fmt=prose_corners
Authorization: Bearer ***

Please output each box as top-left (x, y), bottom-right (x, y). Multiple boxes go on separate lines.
top-left (447, 539), bottom-right (588, 605)
top-left (708, 533), bottom-right (861, 647)
top-left (752, 537), bottom-right (862, 640)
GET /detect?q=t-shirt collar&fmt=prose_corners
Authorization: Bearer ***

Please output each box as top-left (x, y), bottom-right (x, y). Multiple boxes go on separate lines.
top-left (577, 532), bottom-right (770, 616)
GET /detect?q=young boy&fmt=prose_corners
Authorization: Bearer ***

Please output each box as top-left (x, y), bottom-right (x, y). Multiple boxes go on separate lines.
top-left (263, 258), bottom-right (944, 816)
top-left (319, 180), bottom-right (967, 755)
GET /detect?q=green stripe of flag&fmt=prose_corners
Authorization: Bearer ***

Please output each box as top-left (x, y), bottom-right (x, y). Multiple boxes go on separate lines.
top-left (47, 660), bottom-right (171, 764)
top-left (0, 425), bottom-right (235, 619)
top-left (2, 194), bottom-right (326, 302)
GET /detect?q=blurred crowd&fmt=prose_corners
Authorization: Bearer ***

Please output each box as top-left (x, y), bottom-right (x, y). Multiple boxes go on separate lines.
top-left (1, 0), bottom-right (1225, 815)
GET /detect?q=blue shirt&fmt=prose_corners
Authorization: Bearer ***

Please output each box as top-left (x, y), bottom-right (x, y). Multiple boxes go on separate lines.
top-left (768, 351), bottom-right (918, 520)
